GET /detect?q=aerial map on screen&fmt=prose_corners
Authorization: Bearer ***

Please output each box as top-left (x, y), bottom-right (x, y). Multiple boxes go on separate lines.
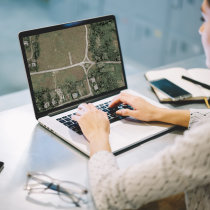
top-left (23, 19), bottom-right (125, 113)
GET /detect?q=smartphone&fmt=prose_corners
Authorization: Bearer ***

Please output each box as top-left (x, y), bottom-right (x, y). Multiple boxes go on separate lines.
top-left (148, 78), bottom-right (192, 101)
top-left (0, 162), bottom-right (4, 172)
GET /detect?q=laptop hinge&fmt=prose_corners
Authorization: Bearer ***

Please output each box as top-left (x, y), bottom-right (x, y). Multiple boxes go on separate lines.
top-left (48, 90), bottom-right (120, 117)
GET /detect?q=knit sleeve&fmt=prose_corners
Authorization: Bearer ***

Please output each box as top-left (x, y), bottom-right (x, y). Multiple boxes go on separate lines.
top-left (89, 119), bottom-right (210, 210)
top-left (188, 109), bottom-right (210, 129)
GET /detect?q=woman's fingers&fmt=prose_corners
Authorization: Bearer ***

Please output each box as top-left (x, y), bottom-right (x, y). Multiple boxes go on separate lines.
top-left (116, 109), bottom-right (137, 118)
top-left (88, 103), bottom-right (97, 110)
top-left (109, 95), bottom-right (118, 106)
top-left (78, 104), bottom-right (84, 110)
top-left (78, 103), bottom-right (97, 112)
top-left (78, 103), bottom-right (91, 112)
top-left (76, 109), bottom-right (85, 116)
top-left (71, 115), bottom-right (80, 122)
top-left (109, 94), bottom-right (134, 108)
top-left (109, 92), bottom-right (134, 108)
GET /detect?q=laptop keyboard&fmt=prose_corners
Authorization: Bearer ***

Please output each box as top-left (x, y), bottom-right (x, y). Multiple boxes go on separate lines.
top-left (56, 101), bottom-right (133, 135)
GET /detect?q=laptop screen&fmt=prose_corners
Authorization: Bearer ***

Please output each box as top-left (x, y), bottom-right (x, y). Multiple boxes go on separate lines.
top-left (21, 17), bottom-right (126, 114)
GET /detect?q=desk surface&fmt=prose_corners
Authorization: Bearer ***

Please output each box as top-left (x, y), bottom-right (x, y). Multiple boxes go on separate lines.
top-left (0, 54), bottom-right (207, 210)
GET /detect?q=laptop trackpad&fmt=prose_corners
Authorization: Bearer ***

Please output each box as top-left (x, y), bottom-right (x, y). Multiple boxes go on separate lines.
top-left (111, 118), bottom-right (154, 139)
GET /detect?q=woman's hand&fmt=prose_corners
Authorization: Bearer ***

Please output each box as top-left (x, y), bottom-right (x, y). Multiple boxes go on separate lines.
top-left (71, 103), bottom-right (111, 156)
top-left (109, 92), bottom-right (190, 127)
top-left (109, 92), bottom-right (160, 122)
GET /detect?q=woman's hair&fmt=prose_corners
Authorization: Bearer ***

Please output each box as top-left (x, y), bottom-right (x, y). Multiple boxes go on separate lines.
top-left (208, 0), bottom-right (210, 6)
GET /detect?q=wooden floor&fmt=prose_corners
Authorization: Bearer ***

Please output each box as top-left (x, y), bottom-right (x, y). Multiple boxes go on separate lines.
top-left (137, 192), bottom-right (186, 210)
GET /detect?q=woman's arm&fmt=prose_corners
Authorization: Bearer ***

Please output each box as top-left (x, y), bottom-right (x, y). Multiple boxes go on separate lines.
top-left (155, 108), bottom-right (210, 128)
top-left (149, 108), bottom-right (190, 127)
top-left (89, 119), bottom-right (210, 210)
top-left (72, 103), bottom-right (210, 209)
top-left (109, 92), bottom-right (191, 127)
top-left (109, 93), bottom-right (210, 128)
top-left (153, 108), bottom-right (210, 128)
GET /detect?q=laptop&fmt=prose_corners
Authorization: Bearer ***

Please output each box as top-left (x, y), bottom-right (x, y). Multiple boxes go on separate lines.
top-left (19, 15), bottom-right (174, 156)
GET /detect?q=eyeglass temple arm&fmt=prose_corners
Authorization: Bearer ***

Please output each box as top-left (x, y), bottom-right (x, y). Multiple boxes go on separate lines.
top-left (30, 176), bottom-right (84, 195)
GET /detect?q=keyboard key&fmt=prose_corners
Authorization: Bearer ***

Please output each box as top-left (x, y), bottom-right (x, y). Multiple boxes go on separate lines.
top-left (126, 105), bottom-right (133, 110)
top-left (57, 119), bottom-right (65, 122)
top-left (64, 122), bottom-right (73, 126)
top-left (107, 109), bottom-right (116, 114)
top-left (110, 118), bottom-right (118, 123)
top-left (65, 118), bottom-right (71, 121)
top-left (77, 131), bottom-right (83, 135)
top-left (69, 125), bottom-right (76, 130)
top-left (67, 125), bottom-right (83, 135)
top-left (112, 112), bottom-right (118, 116)
top-left (67, 124), bottom-right (73, 128)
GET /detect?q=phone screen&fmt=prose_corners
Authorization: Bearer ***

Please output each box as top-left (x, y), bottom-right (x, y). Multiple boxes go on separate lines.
top-left (150, 78), bottom-right (191, 99)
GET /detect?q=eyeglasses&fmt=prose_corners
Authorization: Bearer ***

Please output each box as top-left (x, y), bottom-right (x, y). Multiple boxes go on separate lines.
top-left (25, 172), bottom-right (88, 207)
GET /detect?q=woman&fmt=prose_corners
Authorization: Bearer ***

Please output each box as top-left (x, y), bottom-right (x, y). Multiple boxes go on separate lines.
top-left (72, 0), bottom-right (210, 209)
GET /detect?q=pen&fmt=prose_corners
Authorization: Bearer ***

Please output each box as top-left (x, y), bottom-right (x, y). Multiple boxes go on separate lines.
top-left (182, 76), bottom-right (210, 109)
top-left (182, 75), bottom-right (210, 90)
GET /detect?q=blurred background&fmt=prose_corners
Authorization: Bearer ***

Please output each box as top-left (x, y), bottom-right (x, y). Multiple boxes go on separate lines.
top-left (0, 0), bottom-right (204, 98)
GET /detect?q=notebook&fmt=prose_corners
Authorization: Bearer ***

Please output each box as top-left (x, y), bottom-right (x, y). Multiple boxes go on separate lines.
top-left (145, 67), bottom-right (210, 102)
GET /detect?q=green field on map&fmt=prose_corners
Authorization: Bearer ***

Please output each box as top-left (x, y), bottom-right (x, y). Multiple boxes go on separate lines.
top-left (23, 19), bottom-right (125, 113)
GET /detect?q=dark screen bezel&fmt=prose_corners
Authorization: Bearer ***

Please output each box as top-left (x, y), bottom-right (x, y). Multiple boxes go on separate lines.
top-left (18, 15), bottom-right (127, 120)
top-left (150, 78), bottom-right (191, 98)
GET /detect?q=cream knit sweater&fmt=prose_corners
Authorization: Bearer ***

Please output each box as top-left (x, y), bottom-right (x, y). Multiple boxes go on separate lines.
top-left (89, 109), bottom-right (210, 210)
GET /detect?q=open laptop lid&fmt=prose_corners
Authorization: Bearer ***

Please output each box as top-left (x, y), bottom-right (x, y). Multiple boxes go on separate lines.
top-left (19, 15), bottom-right (127, 120)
